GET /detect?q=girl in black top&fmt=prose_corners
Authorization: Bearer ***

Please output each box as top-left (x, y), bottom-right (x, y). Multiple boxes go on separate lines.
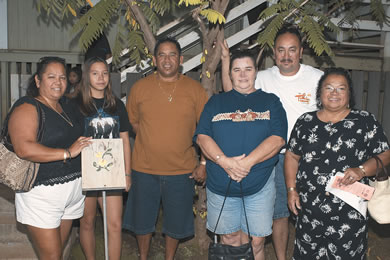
top-left (74, 57), bottom-right (131, 260)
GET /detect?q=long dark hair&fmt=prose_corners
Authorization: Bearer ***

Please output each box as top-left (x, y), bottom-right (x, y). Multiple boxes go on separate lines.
top-left (76, 57), bottom-right (117, 116)
top-left (26, 56), bottom-right (66, 97)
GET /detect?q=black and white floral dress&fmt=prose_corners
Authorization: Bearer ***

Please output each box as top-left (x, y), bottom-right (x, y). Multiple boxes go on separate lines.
top-left (287, 109), bottom-right (389, 260)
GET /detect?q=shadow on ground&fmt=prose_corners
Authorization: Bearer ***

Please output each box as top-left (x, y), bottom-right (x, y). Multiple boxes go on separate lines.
top-left (69, 215), bottom-right (390, 260)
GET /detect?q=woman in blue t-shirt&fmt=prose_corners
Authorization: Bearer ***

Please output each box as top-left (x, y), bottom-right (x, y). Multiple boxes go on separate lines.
top-left (194, 51), bottom-right (287, 259)
top-left (73, 57), bottom-right (131, 260)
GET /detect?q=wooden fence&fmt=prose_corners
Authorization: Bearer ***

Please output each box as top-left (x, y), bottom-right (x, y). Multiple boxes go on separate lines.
top-left (1, 57), bottom-right (390, 137)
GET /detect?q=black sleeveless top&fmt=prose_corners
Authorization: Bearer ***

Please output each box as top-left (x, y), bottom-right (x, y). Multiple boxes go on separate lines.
top-left (6, 96), bottom-right (84, 186)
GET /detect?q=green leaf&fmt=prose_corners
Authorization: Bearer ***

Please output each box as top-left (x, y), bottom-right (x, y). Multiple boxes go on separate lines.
top-left (178, 0), bottom-right (205, 7)
top-left (200, 9), bottom-right (226, 24)
top-left (298, 16), bottom-right (333, 56)
top-left (71, 0), bottom-right (120, 52)
top-left (370, 0), bottom-right (390, 27)
top-left (138, 2), bottom-right (161, 34)
top-left (256, 13), bottom-right (286, 49)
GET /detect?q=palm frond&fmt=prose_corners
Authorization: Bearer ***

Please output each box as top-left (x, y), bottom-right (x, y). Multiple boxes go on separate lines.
top-left (370, 0), bottom-right (390, 27)
top-left (298, 16), bottom-right (333, 56)
top-left (150, 0), bottom-right (176, 16)
top-left (257, 12), bottom-right (286, 49)
top-left (72, 0), bottom-right (120, 52)
top-left (138, 2), bottom-right (161, 34)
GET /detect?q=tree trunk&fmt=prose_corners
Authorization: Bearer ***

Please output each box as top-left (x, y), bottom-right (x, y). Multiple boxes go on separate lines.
top-left (125, 0), bottom-right (156, 54)
top-left (193, 0), bottom-right (230, 254)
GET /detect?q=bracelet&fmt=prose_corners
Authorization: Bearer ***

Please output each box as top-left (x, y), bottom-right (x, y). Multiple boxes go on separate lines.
top-left (66, 149), bottom-right (72, 162)
top-left (125, 173), bottom-right (131, 177)
top-left (200, 160), bottom-right (206, 166)
top-left (287, 187), bottom-right (296, 192)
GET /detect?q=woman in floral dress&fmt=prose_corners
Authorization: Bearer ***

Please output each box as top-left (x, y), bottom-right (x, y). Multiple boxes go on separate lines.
top-left (285, 67), bottom-right (390, 259)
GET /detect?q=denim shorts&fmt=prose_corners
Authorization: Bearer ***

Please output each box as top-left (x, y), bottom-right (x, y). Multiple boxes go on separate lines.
top-left (206, 171), bottom-right (275, 238)
top-left (273, 154), bottom-right (290, 219)
top-left (122, 170), bottom-right (195, 239)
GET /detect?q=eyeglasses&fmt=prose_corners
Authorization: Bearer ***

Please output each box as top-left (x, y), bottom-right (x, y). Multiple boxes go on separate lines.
top-left (323, 85), bottom-right (348, 94)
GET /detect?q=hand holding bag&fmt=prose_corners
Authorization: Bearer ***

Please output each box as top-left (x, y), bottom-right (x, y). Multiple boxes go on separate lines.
top-left (367, 155), bottom-right (390, 224)
top-left (0, 100), bottom-right (45, 192)
top-left (208, 179), bottom-right (255, 260)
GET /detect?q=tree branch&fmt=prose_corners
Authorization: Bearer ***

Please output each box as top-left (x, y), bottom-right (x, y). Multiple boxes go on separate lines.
top-left (192, 7), bottom-right (209, 44)
top-left (125, 0), bottom-right (156, 54)
top-left (207, 0), bottom-right (229, 46)
top-left (283, 0), bottom-right (310, 22)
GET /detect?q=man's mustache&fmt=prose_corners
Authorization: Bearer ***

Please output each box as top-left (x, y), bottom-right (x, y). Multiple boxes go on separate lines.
top-left (280, 59), bottom-right (293, 63)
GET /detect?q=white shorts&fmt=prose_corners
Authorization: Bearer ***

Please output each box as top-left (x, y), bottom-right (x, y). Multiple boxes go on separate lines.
top-left (15, 177), bottom-right (85, 229)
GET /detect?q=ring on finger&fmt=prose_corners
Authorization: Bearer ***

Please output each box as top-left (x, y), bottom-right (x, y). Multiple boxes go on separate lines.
top-left (349, 176), bottom-right (354, 180)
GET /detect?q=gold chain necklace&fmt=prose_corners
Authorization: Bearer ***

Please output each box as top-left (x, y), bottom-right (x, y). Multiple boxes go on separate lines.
top-left (37, 97), bottom-right (74, 127)
top-left (157, 78), bottom-right (178, 102)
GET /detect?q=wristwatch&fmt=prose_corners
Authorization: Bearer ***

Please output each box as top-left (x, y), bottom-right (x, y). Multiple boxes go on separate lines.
top-left (359, 165), bottom-right (366, 176)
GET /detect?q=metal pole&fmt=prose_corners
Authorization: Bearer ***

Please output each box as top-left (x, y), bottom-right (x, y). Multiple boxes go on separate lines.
top-left (102, 190), bottom-right (109, 260)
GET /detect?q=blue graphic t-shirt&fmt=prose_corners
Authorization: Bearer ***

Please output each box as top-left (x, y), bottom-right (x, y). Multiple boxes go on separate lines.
top-left (84, 97), bottom-right (131, 138)
top-left (193, 89), bottom-right (287, 196)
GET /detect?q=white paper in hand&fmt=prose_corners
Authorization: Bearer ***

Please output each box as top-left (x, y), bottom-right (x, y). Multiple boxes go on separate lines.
top-left (325, 172), bottom-right (367, 218)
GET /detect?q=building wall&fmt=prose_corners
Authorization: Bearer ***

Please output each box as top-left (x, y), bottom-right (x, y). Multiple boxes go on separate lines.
top-left (6, 0), bottom-right (119, 58)
top-left (0, 0), bottom-right (7, 49)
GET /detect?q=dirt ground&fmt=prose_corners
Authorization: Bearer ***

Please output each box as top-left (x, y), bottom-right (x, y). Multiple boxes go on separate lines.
top-left (69, 215), bottom-right (390, 260)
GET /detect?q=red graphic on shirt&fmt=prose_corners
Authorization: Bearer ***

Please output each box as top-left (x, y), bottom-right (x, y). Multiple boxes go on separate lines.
top-left (230, 110), bottom-right (258, 121)
top-left (295, 93), bottom-right (311, 104)
top-left (212, 109), bottom-right (270, 122)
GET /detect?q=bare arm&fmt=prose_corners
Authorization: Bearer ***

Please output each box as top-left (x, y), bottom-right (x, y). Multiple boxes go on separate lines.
top-left (238, 135), bottom-right (285, 172)
top-left (341, 149), bottom-right (390, 185)
top-left (196, 134), bottom-right (248, 181)
top-left (284, 150), bottom-right (301, 215)
top-left (220, 40), bottom-right (233, 92)
top-left (131, 123), bottom-right (139, 134)
top-left (190, 152), bottom-right (207, 183)
top-left (8, 103), bottom-right (89, 162)
top-left (120, 131), bottom-right (132, 191)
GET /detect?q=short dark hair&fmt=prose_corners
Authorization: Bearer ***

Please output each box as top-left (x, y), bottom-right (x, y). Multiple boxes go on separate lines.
top-left (154, 38), bottom-right (182, 57)
top-left (27, 56), bottom-right (66, 97)
top-left (316, 67), bottom-right (355, 109)
top-left (274, 26), bottom-right (302, 47)
top-left (229, 50), bottom-right (256, 73)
